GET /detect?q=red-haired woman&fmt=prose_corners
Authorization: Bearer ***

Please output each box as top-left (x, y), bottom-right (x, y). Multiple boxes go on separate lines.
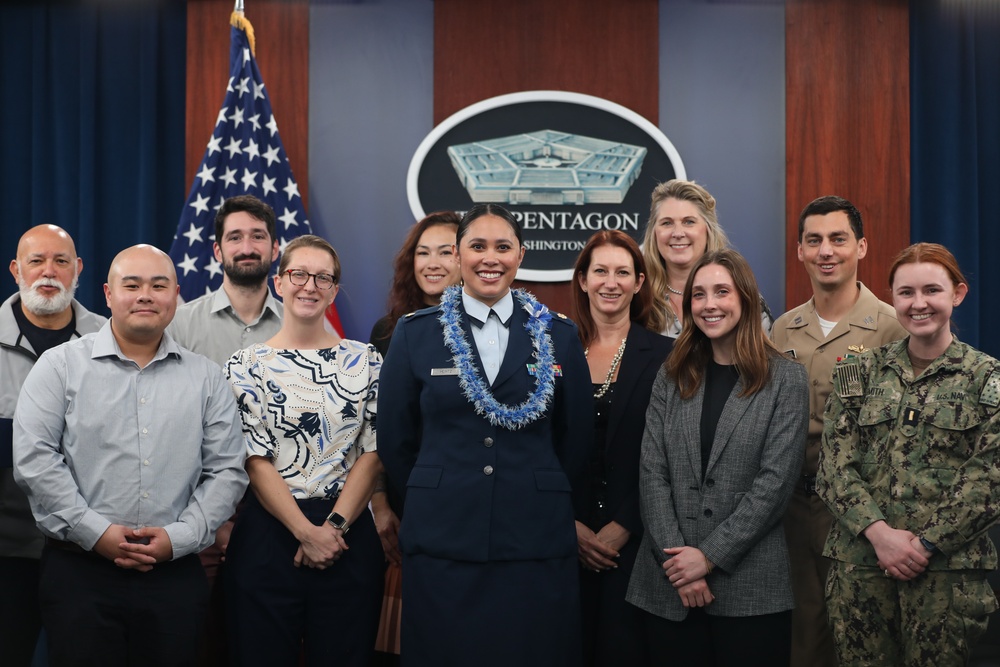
top-left (818, 242), bottom-right (1000, 666)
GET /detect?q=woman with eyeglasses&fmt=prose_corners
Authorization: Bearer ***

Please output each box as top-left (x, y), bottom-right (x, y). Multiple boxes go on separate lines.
top-left (224, 235), bottom-right (384, 666)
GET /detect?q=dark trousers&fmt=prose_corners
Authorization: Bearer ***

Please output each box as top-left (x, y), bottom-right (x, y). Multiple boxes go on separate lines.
top-left (643, 607), bottom-right (791, 667)
top-left (579, 536), bottom-right (648, 667)
top-left (0, 556), bottom-right (42, 667)
top-left (225, 496), bottom-right (384, 667)
top-left (39, 547), bottom-right (208, 667)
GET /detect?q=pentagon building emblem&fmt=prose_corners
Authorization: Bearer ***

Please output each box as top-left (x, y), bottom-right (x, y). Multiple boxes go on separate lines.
top-left (447, 130), bottom-right (647, 206)
top-left (408, 91), bottom-right (685, 281)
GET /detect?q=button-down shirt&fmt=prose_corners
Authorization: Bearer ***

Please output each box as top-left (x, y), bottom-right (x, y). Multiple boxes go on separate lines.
top-left (167, 287), bottom-right (283, 366)
top-left (12, 322), bottom-right (248, 559)
top-left (464, 290), bottom-right (513, 385)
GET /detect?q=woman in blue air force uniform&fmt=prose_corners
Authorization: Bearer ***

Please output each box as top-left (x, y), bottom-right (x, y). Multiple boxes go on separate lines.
top-left (378, 203), bottom-right (594, 667)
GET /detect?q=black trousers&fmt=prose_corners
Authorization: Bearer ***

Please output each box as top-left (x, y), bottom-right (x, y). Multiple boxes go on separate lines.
top-left (39, 546), bottom-right (208, 667)
top-left (224, 495), bottom-right (384, 667)
top-left (643, 607), bottom-right (791, 667)
top-left (0, 556), bottom-right (42, 667)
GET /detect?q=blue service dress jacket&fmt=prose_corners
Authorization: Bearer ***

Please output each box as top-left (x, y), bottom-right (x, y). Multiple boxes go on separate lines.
top-left (378, 300), bottom-right (594, 563)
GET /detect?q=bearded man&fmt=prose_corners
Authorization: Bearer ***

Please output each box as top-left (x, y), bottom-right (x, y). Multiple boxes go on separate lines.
top-left (0, 224), bottom-right (106, 666)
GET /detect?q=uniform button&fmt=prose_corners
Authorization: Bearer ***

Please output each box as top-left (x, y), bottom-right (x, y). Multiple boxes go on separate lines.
top-left (812, 379), bottom-right (819, 386)
top-left (245, 327), bottom-right (251, 333)
top-left (140, 397), bottom-right (147, 404)
top-left (817, 347), bottom-right (824, 353)
top-left (704, 509), bottom-right (713, 518)
top-left (483, 437), bottom-right (494, 447)
top-left (142, 492), bottom-right (149, 499)
top-left (483, 465), bottom-right (494, 475)
top-left (706, 478), bottom-right (715, 487)
top-left (489, 339), bottom-right (496, 345)
top-left (141, 428), bottom-right (148, 435)
top-left (143, 460), bottom-right (150, 466)
top-left (811, 412), bottom-right (817, 420)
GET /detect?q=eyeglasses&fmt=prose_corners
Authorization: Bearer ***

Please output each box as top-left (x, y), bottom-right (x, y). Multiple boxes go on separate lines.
top-left (283, 269), bottom-right (336, 290)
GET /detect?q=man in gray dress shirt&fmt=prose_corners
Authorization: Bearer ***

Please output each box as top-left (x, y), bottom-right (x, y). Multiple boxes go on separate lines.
top-left (168, 194), bottom-right (283, 366)
top-left (13, 244), bottom-right (247, 666)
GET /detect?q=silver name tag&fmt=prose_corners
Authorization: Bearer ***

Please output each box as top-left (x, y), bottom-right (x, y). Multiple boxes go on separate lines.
top-left (430, 367), bottom-right (459, 376)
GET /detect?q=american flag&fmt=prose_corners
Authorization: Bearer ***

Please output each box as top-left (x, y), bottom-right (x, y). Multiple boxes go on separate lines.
top-left (169, 10), bottom-right (344, 335)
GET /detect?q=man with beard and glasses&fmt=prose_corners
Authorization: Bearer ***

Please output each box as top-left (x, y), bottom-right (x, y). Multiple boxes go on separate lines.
top-left (167, 194), bottom-right (283, 665)
top-left (0, 224), bottom-right (106, 666)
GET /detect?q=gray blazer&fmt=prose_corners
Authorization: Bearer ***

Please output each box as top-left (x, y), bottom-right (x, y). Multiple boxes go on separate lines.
top-left (626, 354), bottom-right (808, 620)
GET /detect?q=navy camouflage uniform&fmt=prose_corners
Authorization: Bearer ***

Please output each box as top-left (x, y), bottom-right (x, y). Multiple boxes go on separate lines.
top-left (817, 337), bottom-right (1000, 666)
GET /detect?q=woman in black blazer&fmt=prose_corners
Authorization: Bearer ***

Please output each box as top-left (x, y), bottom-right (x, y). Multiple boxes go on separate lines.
top-left (378, 204), bottom-right (594, 667)
top-left (571, 231), bottom-right (672, 667)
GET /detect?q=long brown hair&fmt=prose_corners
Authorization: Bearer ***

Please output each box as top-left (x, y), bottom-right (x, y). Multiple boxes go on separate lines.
top-left (377, 211), bottom-right (461, 342)
top-left (572, 231), bottom-right (653, 346)
top-left (667, 249), bottom-right (780, 398)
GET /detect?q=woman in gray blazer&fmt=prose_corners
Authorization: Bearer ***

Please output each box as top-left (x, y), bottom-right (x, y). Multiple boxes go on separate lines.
top-left (626, 249), bottom-right (808, 666)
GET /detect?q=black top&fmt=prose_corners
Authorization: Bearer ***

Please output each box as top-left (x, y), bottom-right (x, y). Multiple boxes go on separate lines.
top-left (700, 360), bottom-right (739, 480)
top-left (586, 383), bottom-right (614, 527)
top-left (11, 297), bottom-right (78, 360)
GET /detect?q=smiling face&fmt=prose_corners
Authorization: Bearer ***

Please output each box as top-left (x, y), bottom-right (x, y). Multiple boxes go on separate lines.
top-left (414, 224), bottom-right (460, 305)
top-left (690, 263), bottom-right (742, 359)
top-left (104, 245), bottom-right (178, 343)
top-left (579, 244), bottom-right (644, 322)
top-left (798, 210), bottom-right (867, 292)
top-left (10, 225), bottom-right (82, 317)
top-left (457, 214), bottom-right (525, 306)
top-left (215, 211), bottom-right (278, 288)
top-left (891, 261), bottom-right (967, 352)
top-left (273, 246), bottom-right (339, 322)
top-left (653, 197), bottom-right (709, 275)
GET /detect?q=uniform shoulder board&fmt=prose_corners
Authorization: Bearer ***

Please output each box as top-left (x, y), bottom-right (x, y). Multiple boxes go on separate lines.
top-left (556, 312), bottom-right (568, 319)
top-left (981, 369), bottom-right (1000, 408)
top-left (834, 357), bottom-right (864, 398)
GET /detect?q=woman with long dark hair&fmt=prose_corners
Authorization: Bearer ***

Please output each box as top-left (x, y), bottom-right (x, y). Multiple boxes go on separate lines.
top-left (627, 249), bottom-right (807, 666)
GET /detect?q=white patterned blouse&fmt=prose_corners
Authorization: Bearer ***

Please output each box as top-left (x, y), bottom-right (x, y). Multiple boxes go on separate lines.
top-left (225, 340), bottom-right (380, 500)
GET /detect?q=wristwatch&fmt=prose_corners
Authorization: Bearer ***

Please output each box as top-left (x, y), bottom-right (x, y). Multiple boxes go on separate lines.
top-left (326, 511), bottom-right (350, 534)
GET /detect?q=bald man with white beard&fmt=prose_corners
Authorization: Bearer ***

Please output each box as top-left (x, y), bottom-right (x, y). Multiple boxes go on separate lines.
top-left (0, 224), bottom-right (106, 666)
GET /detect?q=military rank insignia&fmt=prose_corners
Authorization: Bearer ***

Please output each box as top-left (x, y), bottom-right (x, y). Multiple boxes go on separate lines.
top-left (835, 358), bottom-right (864, 397)
top-left (847, 344), bottom-right (867, 354)
top-left (981, 370), bottom-right (1000, 408)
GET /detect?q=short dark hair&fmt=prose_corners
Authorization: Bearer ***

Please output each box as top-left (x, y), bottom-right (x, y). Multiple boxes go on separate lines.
top-left (797, 195), bottom-right (863, 241)
top-left (214, 195), bottom-right (277, 243)
top-left (456, 204), bottom-right (523, 248)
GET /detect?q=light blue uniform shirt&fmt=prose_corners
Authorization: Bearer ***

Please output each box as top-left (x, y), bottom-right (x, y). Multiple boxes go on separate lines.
top-left (12, 322), bottom-right (248, 559)
top-left (463, 290), bottom-right (513, 385)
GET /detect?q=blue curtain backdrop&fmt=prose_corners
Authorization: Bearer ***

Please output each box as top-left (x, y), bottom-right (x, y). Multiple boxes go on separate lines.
top-left (911, 1), bottom-right (1000, 357)
top-left (0, 3), bottom-right (186, 315)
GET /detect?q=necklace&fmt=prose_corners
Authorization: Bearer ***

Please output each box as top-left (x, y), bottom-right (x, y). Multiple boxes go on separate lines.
top-left (666, 284), bottom-right (684, 296)
top-left (585, 337), bottom-right (627, 399)
top-left (438, 285), bottom-right (555, 431)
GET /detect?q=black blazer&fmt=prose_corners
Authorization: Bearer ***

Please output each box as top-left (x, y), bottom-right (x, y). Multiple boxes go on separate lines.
top-left (573, 323), bottom-right (673, 534)
top-left (378, 300), bottom-right (594, 563)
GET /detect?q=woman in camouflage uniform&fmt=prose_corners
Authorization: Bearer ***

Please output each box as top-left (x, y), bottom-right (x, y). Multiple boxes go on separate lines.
top-left (818, 243), bottom-right (1000, 666)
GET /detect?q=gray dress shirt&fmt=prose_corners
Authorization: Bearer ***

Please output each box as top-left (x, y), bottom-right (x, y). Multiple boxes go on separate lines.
top-left (168, 287), bottom-right (283, 366)
top-left (12, 323), bottom-right (248, 559)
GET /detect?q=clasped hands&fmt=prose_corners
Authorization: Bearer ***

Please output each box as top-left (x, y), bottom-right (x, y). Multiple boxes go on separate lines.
top-left (294, 522), bottom-right (349, 570)
top-left (662, 546), bottom-right (715, 609)
top-left (863, 520), bottom-right (931, 581)
top-left (575, 520), bottom-right (629, 572)
top-left (94, 524), bottom-right (173, 572)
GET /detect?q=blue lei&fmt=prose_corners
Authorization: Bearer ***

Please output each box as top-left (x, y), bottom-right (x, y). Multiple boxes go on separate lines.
top-left (438, 285), bottom-right (555, 431)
